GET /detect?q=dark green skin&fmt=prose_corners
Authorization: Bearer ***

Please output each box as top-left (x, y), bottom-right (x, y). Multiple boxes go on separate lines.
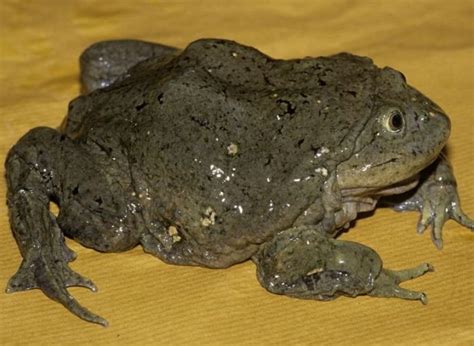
top-left (5, 39), bottom-right (473, 326)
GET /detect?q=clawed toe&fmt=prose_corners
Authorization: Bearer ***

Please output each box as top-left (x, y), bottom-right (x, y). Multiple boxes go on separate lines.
top-left (419, 292), bottom-right (428, 305)
top-left (65, 271), bottom-right (98, 292)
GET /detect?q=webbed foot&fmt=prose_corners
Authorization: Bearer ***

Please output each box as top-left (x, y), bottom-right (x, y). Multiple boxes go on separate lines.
top-left (369, 263), bottom-right (434, 304)
top-left (6, 247), bottom-right (107, 327)
top-left (6, 250), bottom-right (97, 294)
top-left (393, 156), bottom-right (473, 249)
top-left (5, 191), bottom-right (108, 326)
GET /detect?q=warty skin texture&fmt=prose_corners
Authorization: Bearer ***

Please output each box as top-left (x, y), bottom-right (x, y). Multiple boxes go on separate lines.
top-left (5, 39), bottom-right (473, 326)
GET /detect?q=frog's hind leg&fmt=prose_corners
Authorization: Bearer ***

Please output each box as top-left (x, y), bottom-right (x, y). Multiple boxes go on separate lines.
top-left (254, 226), bottom-right (433, 303)
top-left (80, 39), bottom-right (179, 94)
top-left (5, 127), bottom-right (107, 326)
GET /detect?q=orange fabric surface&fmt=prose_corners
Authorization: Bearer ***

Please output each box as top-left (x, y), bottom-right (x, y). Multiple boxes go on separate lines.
top-left (0, 1), bottom-right (473, 344)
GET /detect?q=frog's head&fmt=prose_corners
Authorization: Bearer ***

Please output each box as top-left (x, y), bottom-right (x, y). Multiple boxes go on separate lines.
top-left (336, 67), bottom-right (450, 195)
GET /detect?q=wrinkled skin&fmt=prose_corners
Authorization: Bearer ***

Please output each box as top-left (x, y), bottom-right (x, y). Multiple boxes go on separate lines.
top-left (5, 39), bottom-right (473, 326)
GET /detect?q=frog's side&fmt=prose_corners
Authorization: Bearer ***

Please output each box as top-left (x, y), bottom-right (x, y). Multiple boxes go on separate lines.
top-left (5, 39), bottom-right (473, 326)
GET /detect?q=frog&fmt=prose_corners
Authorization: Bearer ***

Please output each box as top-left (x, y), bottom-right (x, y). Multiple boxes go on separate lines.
top-left (5, 38), bottom-right (473, 326)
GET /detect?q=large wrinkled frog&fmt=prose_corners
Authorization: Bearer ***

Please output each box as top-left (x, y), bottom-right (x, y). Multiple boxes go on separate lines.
top-left (5, 39), bottom-right (473, 326)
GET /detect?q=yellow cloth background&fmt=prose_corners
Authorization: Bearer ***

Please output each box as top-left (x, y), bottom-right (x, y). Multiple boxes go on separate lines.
top-left (0, 1), bottom-right (473, 344)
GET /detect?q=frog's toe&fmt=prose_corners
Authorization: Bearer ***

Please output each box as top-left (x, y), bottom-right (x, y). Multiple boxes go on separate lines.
top-left (371, 285), bottom-right (428, 304)
top-left (6, 255), bottom-right (107, 326)
top-left (392, 262), bottom-right (434, 282)
top-left (369, 262), bottom-right (433, 303)
top-left (64, 267), bottom-right (98, 292)
top-left (451, 209), bottom-right (474, 231)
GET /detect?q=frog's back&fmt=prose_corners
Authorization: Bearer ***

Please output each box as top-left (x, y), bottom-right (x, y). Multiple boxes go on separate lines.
top-left (62, 39), bottom-right (379, 265)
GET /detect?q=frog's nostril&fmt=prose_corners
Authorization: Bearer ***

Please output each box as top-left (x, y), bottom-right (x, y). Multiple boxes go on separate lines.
top-left (430, 111), bottom-right (451, 144)
top-left (441, 113), bottom-right (451, 130)
top-left (425, 111), bottom-right (450, 132)
top-left (435, 112), bottom-right (451, 134)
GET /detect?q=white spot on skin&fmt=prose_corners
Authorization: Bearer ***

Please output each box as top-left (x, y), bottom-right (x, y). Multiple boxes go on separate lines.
top-left (128, 202), bottom-right (138, 213)
top-left (167, 226), bottom-right (181, 243)
top-left (115, 226), bottom-right (125, 235)
top-left (219, 191), bottom-right (226, 202)
top-left (306, 268), bottom-right (323, 276)
top-left (232, 52), bottom-right (238, 57)
top-left (293, 178), bottom-right (301, 182)
top-left (138, 188), bottom-right (152, 201)
top-left (168, 226), bottom-right (178, 236)
top-left (234, 205), bottom-right (244, 214)
top-left (210, 164), bottom-right (225, 178)
top-left (314, 167), bottom-right (328, 176)
top-left (268, 200), bottom-right (274, 212)
top-left (314, 147), bottom-right (330, 158)
top-left (266, 177), bottom-right (271, 183)
top-left (227, 143), bottom-right (238, 156)
top-left (361, 164), bottom-right (372, 172)
top-left (428, 111), bottom-right (436, 117)
top-left (201, 207), bottom-right (216, 227)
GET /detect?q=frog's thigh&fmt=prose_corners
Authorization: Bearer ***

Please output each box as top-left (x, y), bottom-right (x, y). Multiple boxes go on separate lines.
top-left (80, 39), bottom-right (179, 94)
top-left (57, 170), bottom-right (142, 253)
top-left (59, 202), bottom-right (141, 253)
top-left (254, 227), bottom-right (432, 303)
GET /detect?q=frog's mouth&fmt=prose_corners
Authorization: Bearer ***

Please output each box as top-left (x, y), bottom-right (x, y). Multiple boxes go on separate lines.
top-left (340, 174), bottom-right (420, 199)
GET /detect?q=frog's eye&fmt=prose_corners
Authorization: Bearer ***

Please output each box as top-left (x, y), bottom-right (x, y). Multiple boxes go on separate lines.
top-left (384, 109), bottom-right (405, 133)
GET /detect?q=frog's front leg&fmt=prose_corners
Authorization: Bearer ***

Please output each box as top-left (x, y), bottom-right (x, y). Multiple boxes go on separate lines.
top-left (5, 127), bottom-right (107, 326)
top-left (391, 155), bottom-right (473, 249)
top-left (254, 227), bottom-right (432, 303)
